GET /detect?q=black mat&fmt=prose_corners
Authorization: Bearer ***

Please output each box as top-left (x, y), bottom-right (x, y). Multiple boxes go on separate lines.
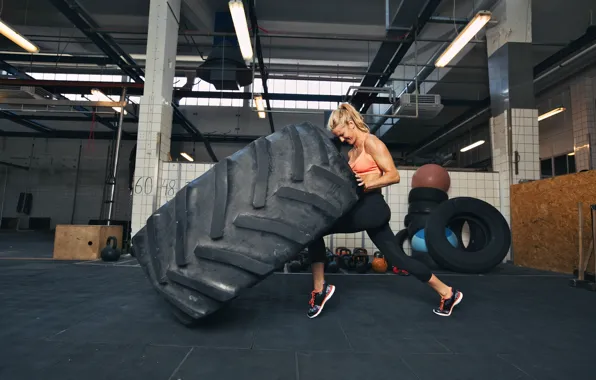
top-left (0, 259), bottom-right (594, 380)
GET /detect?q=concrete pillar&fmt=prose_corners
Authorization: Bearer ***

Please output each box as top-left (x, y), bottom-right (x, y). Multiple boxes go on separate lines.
top-left (570, 75), bottom-right (596, 171)
top-left (131, 0), bottom-right (180, 236)
top-left (486, 0), bottom-right (538, 260)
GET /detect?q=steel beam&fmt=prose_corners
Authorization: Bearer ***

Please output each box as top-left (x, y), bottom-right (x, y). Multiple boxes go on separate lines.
top-left (48, 0), bottom-right (144, 82)
top-left (534, 25), bottom-right (596, 78)
top-left (350, 0), bottom-right (442, 112)
top-left (0, 60), bottom-right (120, 133)
top-left (48, 0), bottom-right (217, 160)
top-left (0, 111), bottom-right (56, 134)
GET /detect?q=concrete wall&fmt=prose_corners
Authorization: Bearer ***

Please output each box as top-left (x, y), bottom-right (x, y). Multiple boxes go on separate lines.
top-left (537, 81), bottom-right (575, 159)
top-left (0, 137), bottom-right (134, 229)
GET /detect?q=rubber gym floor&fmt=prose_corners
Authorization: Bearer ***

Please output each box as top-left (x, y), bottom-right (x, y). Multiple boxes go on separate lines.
top-left (1, 231), bottom-right (594, 380)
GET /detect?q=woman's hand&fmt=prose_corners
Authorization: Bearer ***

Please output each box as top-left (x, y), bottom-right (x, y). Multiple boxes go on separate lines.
top-left (355, 173), bottom-right (372, 190)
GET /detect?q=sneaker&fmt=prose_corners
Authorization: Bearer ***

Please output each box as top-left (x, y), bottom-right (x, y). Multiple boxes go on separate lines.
top-left (433, 288), bottom-right (463, 317)
top-left (307, 283), bottom-right (336, 319)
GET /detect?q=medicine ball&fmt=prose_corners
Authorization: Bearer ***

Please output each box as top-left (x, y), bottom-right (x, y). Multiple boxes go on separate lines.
top-left (411, 227), bottom-right (458, 252)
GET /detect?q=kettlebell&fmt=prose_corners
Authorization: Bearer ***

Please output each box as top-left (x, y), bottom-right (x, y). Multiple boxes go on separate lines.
top-left (101, 236), bottom-right (121, 262)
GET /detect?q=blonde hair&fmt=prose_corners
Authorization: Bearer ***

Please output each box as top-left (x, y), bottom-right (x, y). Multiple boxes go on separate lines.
top-left (327, 103), bottom-right (369, 133)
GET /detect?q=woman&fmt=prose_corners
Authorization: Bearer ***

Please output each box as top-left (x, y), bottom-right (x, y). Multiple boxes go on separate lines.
top-left (307, 103), bottom-right (463, 319)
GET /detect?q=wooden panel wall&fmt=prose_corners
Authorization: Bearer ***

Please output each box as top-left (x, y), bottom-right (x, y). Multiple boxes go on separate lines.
top-left (511, 171), bottom-right (596, 274)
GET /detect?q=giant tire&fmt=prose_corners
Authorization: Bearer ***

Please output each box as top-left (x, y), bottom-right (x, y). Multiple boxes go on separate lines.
top-left (132, 122), bottom-right (359, 322)
top-left (425, 197), bottom-right (511, 273)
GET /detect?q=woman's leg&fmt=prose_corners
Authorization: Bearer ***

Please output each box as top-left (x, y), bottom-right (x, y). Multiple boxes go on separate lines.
top-left (305, 195), bottom-right (374, 318)
top-left (356, 194), bottom-right (463, 315)
top-left (366, 223), bottom-right (463, 316)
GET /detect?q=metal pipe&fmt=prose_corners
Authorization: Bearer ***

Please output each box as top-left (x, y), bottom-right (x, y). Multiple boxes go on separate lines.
top-left (385, 0), bottom-right (390, 30)
top-left (534, 42), bottom-right (596, 82)
top-left (406, 107), bottom-right (490, 157)
top-left (70, 143), bottom-right (82, 224)
top-left (0, 166), bottom-right (7, 226)
top-left (78, 29), bottom-right (486, 44)
top-left (106, 87), bottom-right (126, 224)
top-left (578, 202), bottom-right (584, 281)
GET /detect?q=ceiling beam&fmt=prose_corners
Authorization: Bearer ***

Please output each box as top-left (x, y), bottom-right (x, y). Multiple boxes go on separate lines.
top-left (48, 0), bottom-right (218, 161)
top-left (0, 111), bottom-right (56, 134)
top-left (0, 78), bottom-right (482, 107)
top-left (181, 0), bottom-right (214, 31)
top-left (48, 0), bottom-right (144, 82)
top-left (350, 0), bottom-right (443, 112)
top-left (0, 130), bottom-right (414, 150)
top-left (0, 60), bottom-right (121, 133)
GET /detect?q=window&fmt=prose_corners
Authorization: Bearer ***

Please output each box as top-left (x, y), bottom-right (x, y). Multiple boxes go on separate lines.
top-left (540, 159), bottom-right (552, 178)
top-left (541, 153), bottom-right (576, 178)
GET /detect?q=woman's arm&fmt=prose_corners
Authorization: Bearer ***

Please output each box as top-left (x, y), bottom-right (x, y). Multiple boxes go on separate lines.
top-left (361, 135), bottom-right (400, 190)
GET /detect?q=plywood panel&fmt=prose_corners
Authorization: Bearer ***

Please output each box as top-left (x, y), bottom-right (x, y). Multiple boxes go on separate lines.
top-left (53, 225), bottom-right (123, 260)
top-left (511, 171), bottom-right (596, 274)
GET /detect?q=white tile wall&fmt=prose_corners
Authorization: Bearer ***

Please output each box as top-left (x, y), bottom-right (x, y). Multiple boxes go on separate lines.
top-left (148, 163), bottom-right (502, 256)
top-left (490, 108), bottom-right (539, 231)
top-left (570, 75), bottom-right (595, 171)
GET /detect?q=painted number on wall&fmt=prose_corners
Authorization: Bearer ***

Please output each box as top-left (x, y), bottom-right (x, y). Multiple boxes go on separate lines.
top-left (134, 177), bottom-right (154, 195)
top-left (134, 176), bottom-right (192, 201)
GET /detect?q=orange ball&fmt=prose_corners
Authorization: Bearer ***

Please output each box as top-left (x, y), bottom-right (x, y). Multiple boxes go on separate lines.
top-left (411, 164), bottom-right (451, 192)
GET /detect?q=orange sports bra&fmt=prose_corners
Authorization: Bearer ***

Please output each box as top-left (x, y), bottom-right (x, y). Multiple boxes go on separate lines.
top-left (349, 136), bottom-right (381, 176)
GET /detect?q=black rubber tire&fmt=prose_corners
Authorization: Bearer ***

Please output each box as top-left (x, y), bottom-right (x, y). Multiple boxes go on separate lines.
top-left (132, 122), bottom-right (359, 322)
top-left (391, 228), bottom-right (409, 269)
top-left (408, 187), bottom-right (448, 204)
top-left (448, 216), bottom-right (488, 252)
top-left (425, 197), bottom-right (511, 273)
top-left (405, 213), bottom-right (430, 238)
top-left (408, 200), bottom-right (440, 214)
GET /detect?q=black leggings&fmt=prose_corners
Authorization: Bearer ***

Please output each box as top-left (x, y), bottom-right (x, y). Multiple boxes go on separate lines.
top-left (307, 191), bottom-right (433, 283)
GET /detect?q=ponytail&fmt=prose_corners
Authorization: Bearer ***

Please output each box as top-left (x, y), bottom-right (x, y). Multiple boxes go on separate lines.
top-left (327, 103), bottom-right (369, 133)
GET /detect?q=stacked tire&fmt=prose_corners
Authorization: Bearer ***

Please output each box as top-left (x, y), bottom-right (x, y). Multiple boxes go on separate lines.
top-left (397, 165), bottom-right (512, 274)
top-left (131, 122), bottom-right (360, 325)
top-left (404, 187), bottom-right (448, 269)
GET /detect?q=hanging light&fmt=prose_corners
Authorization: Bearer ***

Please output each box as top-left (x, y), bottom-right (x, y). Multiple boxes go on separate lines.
top-left (435, 11), bottom-right (492, 68)
top-left (254, 94), bottom-right (266, 118)
top-left (180, 152), bottom-right (194, 162)
top-left (460, 140), bottom-right (485, 152)
top-left (538, 107), bottom-right (566, 121)
top-left (0, 20), bottom-right (39, 53)
top-left (228, 0), bottom-right (254, 61)
top-left (90, 88), bottom-right (127, 115)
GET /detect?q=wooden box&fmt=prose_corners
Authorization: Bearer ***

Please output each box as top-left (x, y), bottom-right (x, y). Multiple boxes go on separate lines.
top-left (53, 224), bottom-right (123, 260)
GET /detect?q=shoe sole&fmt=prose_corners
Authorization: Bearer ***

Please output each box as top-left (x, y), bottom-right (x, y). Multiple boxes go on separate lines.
top-left (433, 291), bottom-right (463, 317)
top-left (308, 285), bottom-right (336, 319)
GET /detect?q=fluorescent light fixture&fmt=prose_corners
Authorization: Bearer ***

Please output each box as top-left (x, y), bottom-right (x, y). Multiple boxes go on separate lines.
top-left (460, 140), bottom-right (485, 152)
top-left (568, 152), bottom-right (575, 156)
top-left (537, 107), bottom-right (566, 121)
top-left (228, 0), bottom-right (254, 61)
top-left (180, 152), bottom-right (194, 162)
top-left (90, 88), bottom-right (127, 115)
top-left (254, 94), bottom-right (266, 118)
top-left (0, 20), bottom-right (39, 53)
top-left (435, 11), bottom-right (492, 68)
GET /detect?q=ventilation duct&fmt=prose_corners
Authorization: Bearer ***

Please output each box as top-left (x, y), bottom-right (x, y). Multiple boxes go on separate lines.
top-left (395, 94), bottom-right (444, 119)
top-left (196, 11), bottom-right (253, 91)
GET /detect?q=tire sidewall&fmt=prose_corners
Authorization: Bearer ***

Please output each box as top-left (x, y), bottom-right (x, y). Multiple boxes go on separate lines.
top-left (425, 197), bottom-right (511, 273)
